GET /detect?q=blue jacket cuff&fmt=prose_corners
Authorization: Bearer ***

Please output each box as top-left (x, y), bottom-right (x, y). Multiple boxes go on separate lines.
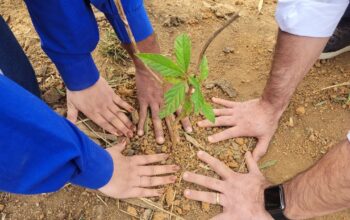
top-left (106, 2), bottom-right (154, 43)
top-left (45, 51), bottom-right (100, 91)
top-left (70, 142), bottom-right (113, 189)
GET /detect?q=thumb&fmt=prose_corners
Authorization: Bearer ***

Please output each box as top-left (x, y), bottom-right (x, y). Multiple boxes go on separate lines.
top-left (252, 138), bottom-right (269, 162)
top-left (245, 151), bottom-right (260, 174)
top-left (114, 138), bottom-right (127, 152)
top-left (67, 102), bottom-right (78, 124)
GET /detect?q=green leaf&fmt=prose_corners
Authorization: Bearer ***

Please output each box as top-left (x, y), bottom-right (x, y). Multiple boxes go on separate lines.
top-left (159, 82), bottom-right (186, 119)
top-left (202, 102), bottom-right (215, 123)
top-left (174, 34), bottom-right (191, 72)
top-left (163, 76), bottom-right (184, 85)
top-left (182, 99), bottom-right (193, 116)
top-left (198, 56), bottom-right (209, 81)
top-left (259, 160), bottom-right (278, 170)
top-left (189, 77), bottom-right (204, 114)
top-left (137, 53), bottom-right (184, 77)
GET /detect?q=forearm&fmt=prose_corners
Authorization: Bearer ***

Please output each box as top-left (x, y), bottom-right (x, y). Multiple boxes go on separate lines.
top-left (262, 30), bottom-right (329, 112)
top-left (283, 138), bottom-right (350, 219)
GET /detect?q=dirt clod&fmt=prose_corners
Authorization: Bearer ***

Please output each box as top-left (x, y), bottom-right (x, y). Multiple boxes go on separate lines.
top-left (296, 106), bottom-right (306, 115)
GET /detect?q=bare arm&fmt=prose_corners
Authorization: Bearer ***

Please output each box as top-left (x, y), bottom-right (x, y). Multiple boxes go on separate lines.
top-left (262, 30), bottom-right (329, 111)
top-left (284, 139), bottom-right (350, 219)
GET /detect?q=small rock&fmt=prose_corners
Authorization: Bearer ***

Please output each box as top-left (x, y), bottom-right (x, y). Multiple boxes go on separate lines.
top-left (235, 138), bottom-right (245, 145)
top-left (309, 134), bottom-right (316, 142)
top-left (288, 117), bottom-right (294, 127)
top-left (152, 212), bottom-right (167, 220)
top-left (42, 88), bottom-right (61, 104)
top-left (165, 187), bottom-right (175, 206)
top-left (141, 209), bottom-right (152, 220)
top-left (296, 106), bottom-right (306, 116)
top-left (182, 203), bottom-right (191, 212)
top-left (223, 47), bottom-right (234, 54)
top-left (127, 206), bottom-right (138, 217)
top-left (202, 202), bottom-right (210, 212)
top-left (0, 204), bottom-right (4, 211)
top-left (210, 3), bottom-right (236, 19)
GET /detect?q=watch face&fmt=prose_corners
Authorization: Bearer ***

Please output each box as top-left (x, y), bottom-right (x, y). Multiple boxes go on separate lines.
top-left (264, 185), bottom-right (284, 211)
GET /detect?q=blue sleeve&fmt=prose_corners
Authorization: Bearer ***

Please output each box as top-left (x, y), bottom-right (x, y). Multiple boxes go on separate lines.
top-left (24, 0), bottom-right (153, 91)
top-left (91, 0), bottom-right (154, 44)
top-left (24, 0), bottom-right (100, 91)
top-left (0, 75), bottom-right (113, 194)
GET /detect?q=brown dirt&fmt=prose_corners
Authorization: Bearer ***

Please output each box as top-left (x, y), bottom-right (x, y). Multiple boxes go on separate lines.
top-left (1, 0), bottom-right (350, 219)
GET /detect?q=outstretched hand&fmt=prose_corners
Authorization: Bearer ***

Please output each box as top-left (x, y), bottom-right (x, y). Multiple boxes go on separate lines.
top-left (183, 151), bottom-right (273, 220)
top-left (99, 140), bottom-right (179, 198)
top-left (198, 98), bottom-right (283, 161)
top-left (136, 68), bottom-right (192, 144)
top-left (66, 76), bottom-right (135, 138)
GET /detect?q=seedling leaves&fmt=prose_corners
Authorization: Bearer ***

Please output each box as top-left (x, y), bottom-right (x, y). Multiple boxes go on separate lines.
top-left (175, 34), bottom-right (191, 72)
top-left (137, 53), bottom-right (184, 77)
top-left (202, 102), bottom-right (215, 123)
top-left (159, 82), bottom-right (186, 119)
top-left (199, 56), bottom-right (209, 81)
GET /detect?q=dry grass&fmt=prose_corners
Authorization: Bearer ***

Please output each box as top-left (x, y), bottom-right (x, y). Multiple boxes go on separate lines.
top-left (99, 28), bottom-right (129, 65)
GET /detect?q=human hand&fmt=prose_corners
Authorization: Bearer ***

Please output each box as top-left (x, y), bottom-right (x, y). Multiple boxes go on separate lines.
top-left (198, 98), bottom-right (283, 161)
top-left (66, 76), bottom-right (135, 138)
top-left (99, 140), bottom-right (179, 198)
top-left (135, 68), bottom-right (192, 144)
top-left (183, 151), bottom-right (273, 220)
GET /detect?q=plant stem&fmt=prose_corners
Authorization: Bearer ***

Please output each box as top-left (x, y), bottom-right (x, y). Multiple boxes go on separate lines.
top-left (196, 12), bottom-right (240, 72)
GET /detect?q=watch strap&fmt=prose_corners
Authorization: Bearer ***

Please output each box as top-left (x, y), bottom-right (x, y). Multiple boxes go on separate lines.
top-left (270, 211), bottom-right (289, 220)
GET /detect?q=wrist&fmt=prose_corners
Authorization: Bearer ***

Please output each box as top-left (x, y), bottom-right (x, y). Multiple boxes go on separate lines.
top-left (259, 98), bottom-right (285, 119)
top-left (283, 181), bottom-right (303, 219)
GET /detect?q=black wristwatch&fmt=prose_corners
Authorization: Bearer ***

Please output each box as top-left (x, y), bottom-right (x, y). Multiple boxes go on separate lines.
top-left (264, 185), bottom-right (289, 220)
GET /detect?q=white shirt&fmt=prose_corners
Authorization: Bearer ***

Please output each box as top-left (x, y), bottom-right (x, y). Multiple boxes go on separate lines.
top-left (276, 0), bottom-right (349, 37)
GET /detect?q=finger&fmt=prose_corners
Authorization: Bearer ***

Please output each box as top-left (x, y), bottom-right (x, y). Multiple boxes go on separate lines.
top-left (138, 165), bottom-right (180, 176)
top-left (197, 116), bottom-right (234, 128)
top-left (108, 104), bottom-right (134, 130)
top-left (111, 138), bottom-right (127, 153)
top-left (212, 97), bottom-right (235, 108)
top-left (102, 110), bottom-right (132, 137)
top-left (113, 95), bottom-right (134, 112)
top-left (176, 109), bottom-right (193, 133)
top-left (132, 154), bottom-right (169, 165)
top-left (245, 151), bottom-right (261, 174)
top-left (139, 175), bottom-right (176, 187)
top-left (213, 108), bottom-right (232, 116)
top-left (197, 151), bottom-right (232, 179)
top-left (66, 102), bottom-right (78, 123)
top-left (92, 114), bottom-right (118, 135)
top-left (137, 104), bottom-right (148, 136)
top-left (183, 172), bottom-right (224, 192)
top-left (184, 189), bottom-right (224, 206)
top-left (127, 188), bottom-right (164, 198)
top-left (252, 138), bottom-right (270, 161)
top-left (151, 104), bottom-right (164, 144)
top-left (208, 127), bottom-right (243, 143)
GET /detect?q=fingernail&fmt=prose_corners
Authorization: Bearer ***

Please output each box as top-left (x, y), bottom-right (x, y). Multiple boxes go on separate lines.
top-left (208, 136), bottom-right (213, 142)
top-left (157, 189), bottom-right (165, 195)
top-left (197, 151), bottom-right (204, 157)
top-left (137, 130), bottom-right (144, 136)
top-left (157, 137), bottom-right (165, 144)
top-left (171, 176), bottom-right (177, 181)
top-left (184, 189), bottom-right (190, 196)
top-left (183, 172), bottom-right (189, 179)
top-left (186, 127), bottom-right (193, 133)
top-left (173, 165), bottom-right (180, 171)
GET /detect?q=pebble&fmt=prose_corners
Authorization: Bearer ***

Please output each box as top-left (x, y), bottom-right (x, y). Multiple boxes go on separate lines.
top-left (141, 209), bottom-right (152, 220)
top-left (296, 106), bottom-right (306, 115)
top-left (127, 206), bottom-right (138, 217)
top-left (309, 134), bottom-right (316, 142)
top-left (165, 187), bottom-right (175, 206)
top-left (288, 117), bottom-right (294, 127)
top-left (223, 47), bottom-right (234, 54)
top-left (235, 138), bottom-right (245, 145)
top-left (202, 202), bottom-right (210, 212)
top-left (152, 212), bottom-right (167, 220)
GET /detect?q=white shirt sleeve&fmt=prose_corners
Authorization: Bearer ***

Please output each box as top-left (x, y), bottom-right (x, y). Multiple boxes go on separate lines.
top-left (276, 0), bottom-right (349, 37)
